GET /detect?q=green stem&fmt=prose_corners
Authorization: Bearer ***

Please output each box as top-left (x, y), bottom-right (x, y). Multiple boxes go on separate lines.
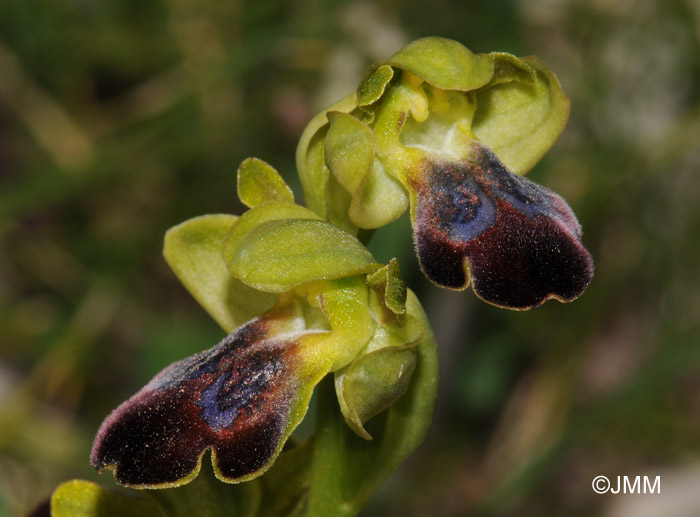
top-left (307, 376), bottom-right (357, 517)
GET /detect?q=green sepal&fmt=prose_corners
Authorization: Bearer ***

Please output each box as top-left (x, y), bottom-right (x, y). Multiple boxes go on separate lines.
top-left (296, 94), bottom-right (358, 221)
top-left (335, 340), bottom-right (418, 440)
top-left (224, 202), bottom-right (321, 251)
top-left (472, 53), bottom-right (570, 175)
top-left (324, 112), bottom-right (408, 229)
top-left (164, 214), bottom-right (277, 333)
top-left (307, 290), bottom-right (438, 516)
top-left (237, 157), bottom-right (294, 208)
top-left (385, 37), bottom-right (494, 93)
top-left (325, 112), bottom-right (374, 195)
top-left (325, 173), bottom-right (358, 234)
top-left (223, 206), bottom-right (380, 292)
top-left (334, 262), bottom-right (420, 440)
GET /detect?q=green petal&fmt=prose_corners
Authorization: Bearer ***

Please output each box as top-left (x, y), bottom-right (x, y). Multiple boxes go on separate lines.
top-left (335, 343), bottom-right (418, 440)
top-left (164, 214), bottom-right (277, 333)
top-left (224, 216), bottom-right (379, 292)
top-left (237, 157), bottom-right (294, 208)
top-left (472, 53), bottom-right (570, 175)
top-left (387, 37), bottom-right (494, 92)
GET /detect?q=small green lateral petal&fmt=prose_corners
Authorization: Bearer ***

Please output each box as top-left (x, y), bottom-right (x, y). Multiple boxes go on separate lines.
top-left (225, 218), bottom-right (379, 292)
top-left (237, 157), bottom-right (294, 208)
top-left (366, 258), bottom-right (407, 317)
top-left (335, 343), bottom-right (418, 440)
top-left (357, 64), bottom-right (394, 107)
top-left (472, 53), bottom-right (570, 176)
top-left (164, 214), bottom-right (277, 333)
top-left (387, 37), bottom-right (494, 92)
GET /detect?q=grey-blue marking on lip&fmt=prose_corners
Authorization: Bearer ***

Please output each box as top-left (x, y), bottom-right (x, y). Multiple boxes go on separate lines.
top-left (198, 359), bottom-right (281, 432)
top-left (198, 374), bottom-right (240, 431)
top-left (447, 178), bottom-right (497, 242)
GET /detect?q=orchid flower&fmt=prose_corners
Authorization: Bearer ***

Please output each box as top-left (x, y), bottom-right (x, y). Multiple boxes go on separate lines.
top-left (297, 37), bottom-right (593, 309)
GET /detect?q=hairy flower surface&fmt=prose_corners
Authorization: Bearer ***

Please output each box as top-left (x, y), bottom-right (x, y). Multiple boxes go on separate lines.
top-left (75, 36), bottom-right (590, 517)
top-left (91, 187), bottom-right (436, 488)
top-left (297, 37), bottom-right (593, 309)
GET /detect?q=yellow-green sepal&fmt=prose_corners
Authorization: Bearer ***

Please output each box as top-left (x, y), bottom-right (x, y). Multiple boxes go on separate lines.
top-left (296, 94), bottom-right (359, 231)
top-left (237, 157), bottom-right (294, 208)
top-left (335, 341), bottom-right (418, 440)
top-left (472, 52), bottom-right (570, 175)
top-left (334, 262), bottom-right (422, 440)
top-left (385, 37), bottom-right (494, 93)
top-left (223, 203), bottom-right (380, 293)
top-left (324, 112), bottom-right (408, 229)
top-left (164, 214), bottom-right (277, 333)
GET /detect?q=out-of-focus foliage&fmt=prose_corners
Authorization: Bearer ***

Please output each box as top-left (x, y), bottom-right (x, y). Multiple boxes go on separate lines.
top-left (1, 1), bottom-right (699, 516)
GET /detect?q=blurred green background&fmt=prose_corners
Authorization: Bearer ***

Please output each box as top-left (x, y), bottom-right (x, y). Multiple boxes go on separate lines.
top-left (1, 0), bottom-right (699, 515)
